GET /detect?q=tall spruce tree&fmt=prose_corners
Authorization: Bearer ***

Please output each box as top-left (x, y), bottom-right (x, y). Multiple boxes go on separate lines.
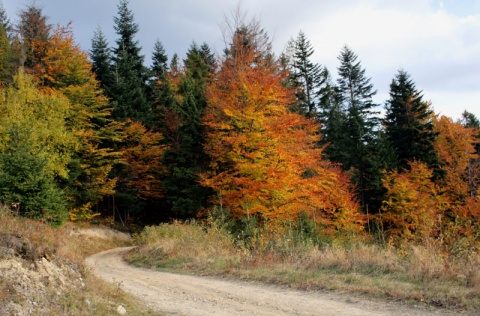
top-left (384, 70), bottom-right (440, 173)
top-left (149, 40), bottom-right (174, 130)
top-left (288, 31), bottom-right (328, 117)
top-left (334, 45), bottom-right (380, 210)
top-left (151, 39), bottom-right (168, 80)
top-left (199, 42), bottom-right (216, 73)
top-left (462, 111), bottom-right (480, 129)
top-left (0, 1), bottom-right (12, 36)
top-left (110, 0), bottom-right (150, 123)
top-left (90, 27), bottom-right (114, 95)
top-left (160, 43), bottom-right (212, 218)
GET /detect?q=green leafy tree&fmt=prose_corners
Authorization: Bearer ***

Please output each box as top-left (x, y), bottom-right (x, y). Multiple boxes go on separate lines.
top-left (0, 21), bottom-right (18, 86)
top-left (0, 71), bottom-right (75, 225)
top-left (0, 1), bottom-right (17, 85)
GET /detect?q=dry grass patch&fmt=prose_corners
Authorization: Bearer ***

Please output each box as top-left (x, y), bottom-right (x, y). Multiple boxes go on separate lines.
top-left (0, 207), bottom-right (160, 315)
top-left (128, 220), bottom-right (480, 312)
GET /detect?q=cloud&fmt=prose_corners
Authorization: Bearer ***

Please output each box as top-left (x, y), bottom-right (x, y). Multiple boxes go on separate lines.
top-left (3, 0), bottom-right (479, 119)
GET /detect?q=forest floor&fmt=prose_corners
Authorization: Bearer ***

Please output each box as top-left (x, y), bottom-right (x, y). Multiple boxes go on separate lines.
top-left (85, 246), bottom-right (467, 316)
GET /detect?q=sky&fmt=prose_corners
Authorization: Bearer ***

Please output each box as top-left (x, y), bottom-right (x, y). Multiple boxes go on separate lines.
top-left (2, 0), bottom-right (480, 120)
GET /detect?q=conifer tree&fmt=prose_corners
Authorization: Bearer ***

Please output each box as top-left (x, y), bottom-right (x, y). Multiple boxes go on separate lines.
top-left (90, 27), bottom-right (114, 94)
top-left (199, 42), bottom-right (216, 73)
top-left (110, 0), bottom-right (150, 123)
top-left (17, 5), bottom-right (51, 77)
top-left (151, 39), bottom-right (168, 80)
top-left (169, 53), bottom-right (180, 78)
top-left (0, 1), bottom-right (11, 34)
top-left (288, 31), bottom-right (328, 117)
top-left (384, 70), bottom-right (440, 173)
top-left (160, 43), bottom-right (212, 218)
top-left (334, 45), bottom-right (380, 210)
top-left (147, 39), bottom-right (169, 128)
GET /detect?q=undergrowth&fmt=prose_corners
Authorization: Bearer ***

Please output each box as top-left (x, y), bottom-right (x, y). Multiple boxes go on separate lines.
top-left (127, 209), bottom-right (480, 313)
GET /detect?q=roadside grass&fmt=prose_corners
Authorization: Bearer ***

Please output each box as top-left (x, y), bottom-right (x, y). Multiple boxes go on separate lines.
top-left (127, 219), bottom-right (480, 313)
top-left (0, 206), bottom-right (160, 315)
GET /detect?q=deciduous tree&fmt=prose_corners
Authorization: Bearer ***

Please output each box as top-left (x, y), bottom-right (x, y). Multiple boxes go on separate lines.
top-left (380, 161), bottom-right (443, 245)
top-left (201, 17), bottom-right (363, 235)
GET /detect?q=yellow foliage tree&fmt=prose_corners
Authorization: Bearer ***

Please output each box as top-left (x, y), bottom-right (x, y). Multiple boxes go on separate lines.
top-left (380, 161), bottom-right (444, 245)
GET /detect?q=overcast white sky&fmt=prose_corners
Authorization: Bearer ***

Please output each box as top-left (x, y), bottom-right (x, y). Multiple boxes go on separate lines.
top-left (3, 0), bottom-right (480, 120)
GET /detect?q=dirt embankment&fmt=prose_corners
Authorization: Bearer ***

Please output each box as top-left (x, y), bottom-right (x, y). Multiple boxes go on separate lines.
top-left (86, 247), bottom-right (464, 316)
top-left (0, 252), bottom-right (84, 315)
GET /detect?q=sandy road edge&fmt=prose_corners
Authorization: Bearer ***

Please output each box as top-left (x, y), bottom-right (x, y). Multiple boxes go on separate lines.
top-left (84, 247), bottom-right (463, 316)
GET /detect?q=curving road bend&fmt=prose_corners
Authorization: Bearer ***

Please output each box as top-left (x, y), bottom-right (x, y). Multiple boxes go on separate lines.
top-left (85, 247), bottom-right (458, 316)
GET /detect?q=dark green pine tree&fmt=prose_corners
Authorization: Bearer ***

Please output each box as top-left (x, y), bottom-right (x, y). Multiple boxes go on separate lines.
top-left (461, 110), bottom-right (480, 153)
top-left (384, 69), bottom-right (440, 173)
top-left (199, 42), bottom-right (216, 73)
top-left (288, 31), bottom-right (329, 117)
top-left (110, 0), bottom-right (150, 123)
top-left (151, 39), bottom-right (168, 80)
top-left (160, 43), bottom-right (212, 219)
top-left (146, 39), bottom-right (169, 115)
top-left (0, 1), bottom-right (12, 36)
top-left (90, 27), bottom-right (114, 95)
top-left (184, 42), bottom-right (210, 106)
top-left (169, 53), bottom-right (180, 78)
top-left (0, 128), bottom-right (67, 226)
top-left (334, 45), bottom-right (381, 210)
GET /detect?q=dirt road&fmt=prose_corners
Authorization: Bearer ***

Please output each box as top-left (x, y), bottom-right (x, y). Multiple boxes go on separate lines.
top-left (85, 247), bottom-right (459, 316)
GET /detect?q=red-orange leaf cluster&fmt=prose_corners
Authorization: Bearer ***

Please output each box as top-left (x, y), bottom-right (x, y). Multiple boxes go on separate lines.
top-left (201, 26), bottom-right (363, 234)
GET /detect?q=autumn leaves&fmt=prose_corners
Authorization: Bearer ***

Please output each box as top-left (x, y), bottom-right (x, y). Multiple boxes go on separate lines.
top-left (200, 24), bottom-right (363, 235)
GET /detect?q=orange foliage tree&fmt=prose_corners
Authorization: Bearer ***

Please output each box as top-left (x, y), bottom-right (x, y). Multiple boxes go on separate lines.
top-left (119, 121), bottom-right (166, 201)
top-left (433, 115), bottom-right (480, 249)
top-left (30, 24), bottom-right (121, 219)
top-left (434, 115), bottom-right (478, 202)
top-left (201, 19), bottom-right (363, 235)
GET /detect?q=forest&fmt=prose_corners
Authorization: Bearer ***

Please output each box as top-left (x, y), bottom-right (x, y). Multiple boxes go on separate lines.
top-left (0, 0), bottom-right (479, 254)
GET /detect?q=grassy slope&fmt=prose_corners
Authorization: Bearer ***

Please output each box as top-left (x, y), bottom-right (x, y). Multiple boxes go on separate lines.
top-left (0, 209), bottom-right (161, 316)
top-left (126, 221), bottom-right (480, 313)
